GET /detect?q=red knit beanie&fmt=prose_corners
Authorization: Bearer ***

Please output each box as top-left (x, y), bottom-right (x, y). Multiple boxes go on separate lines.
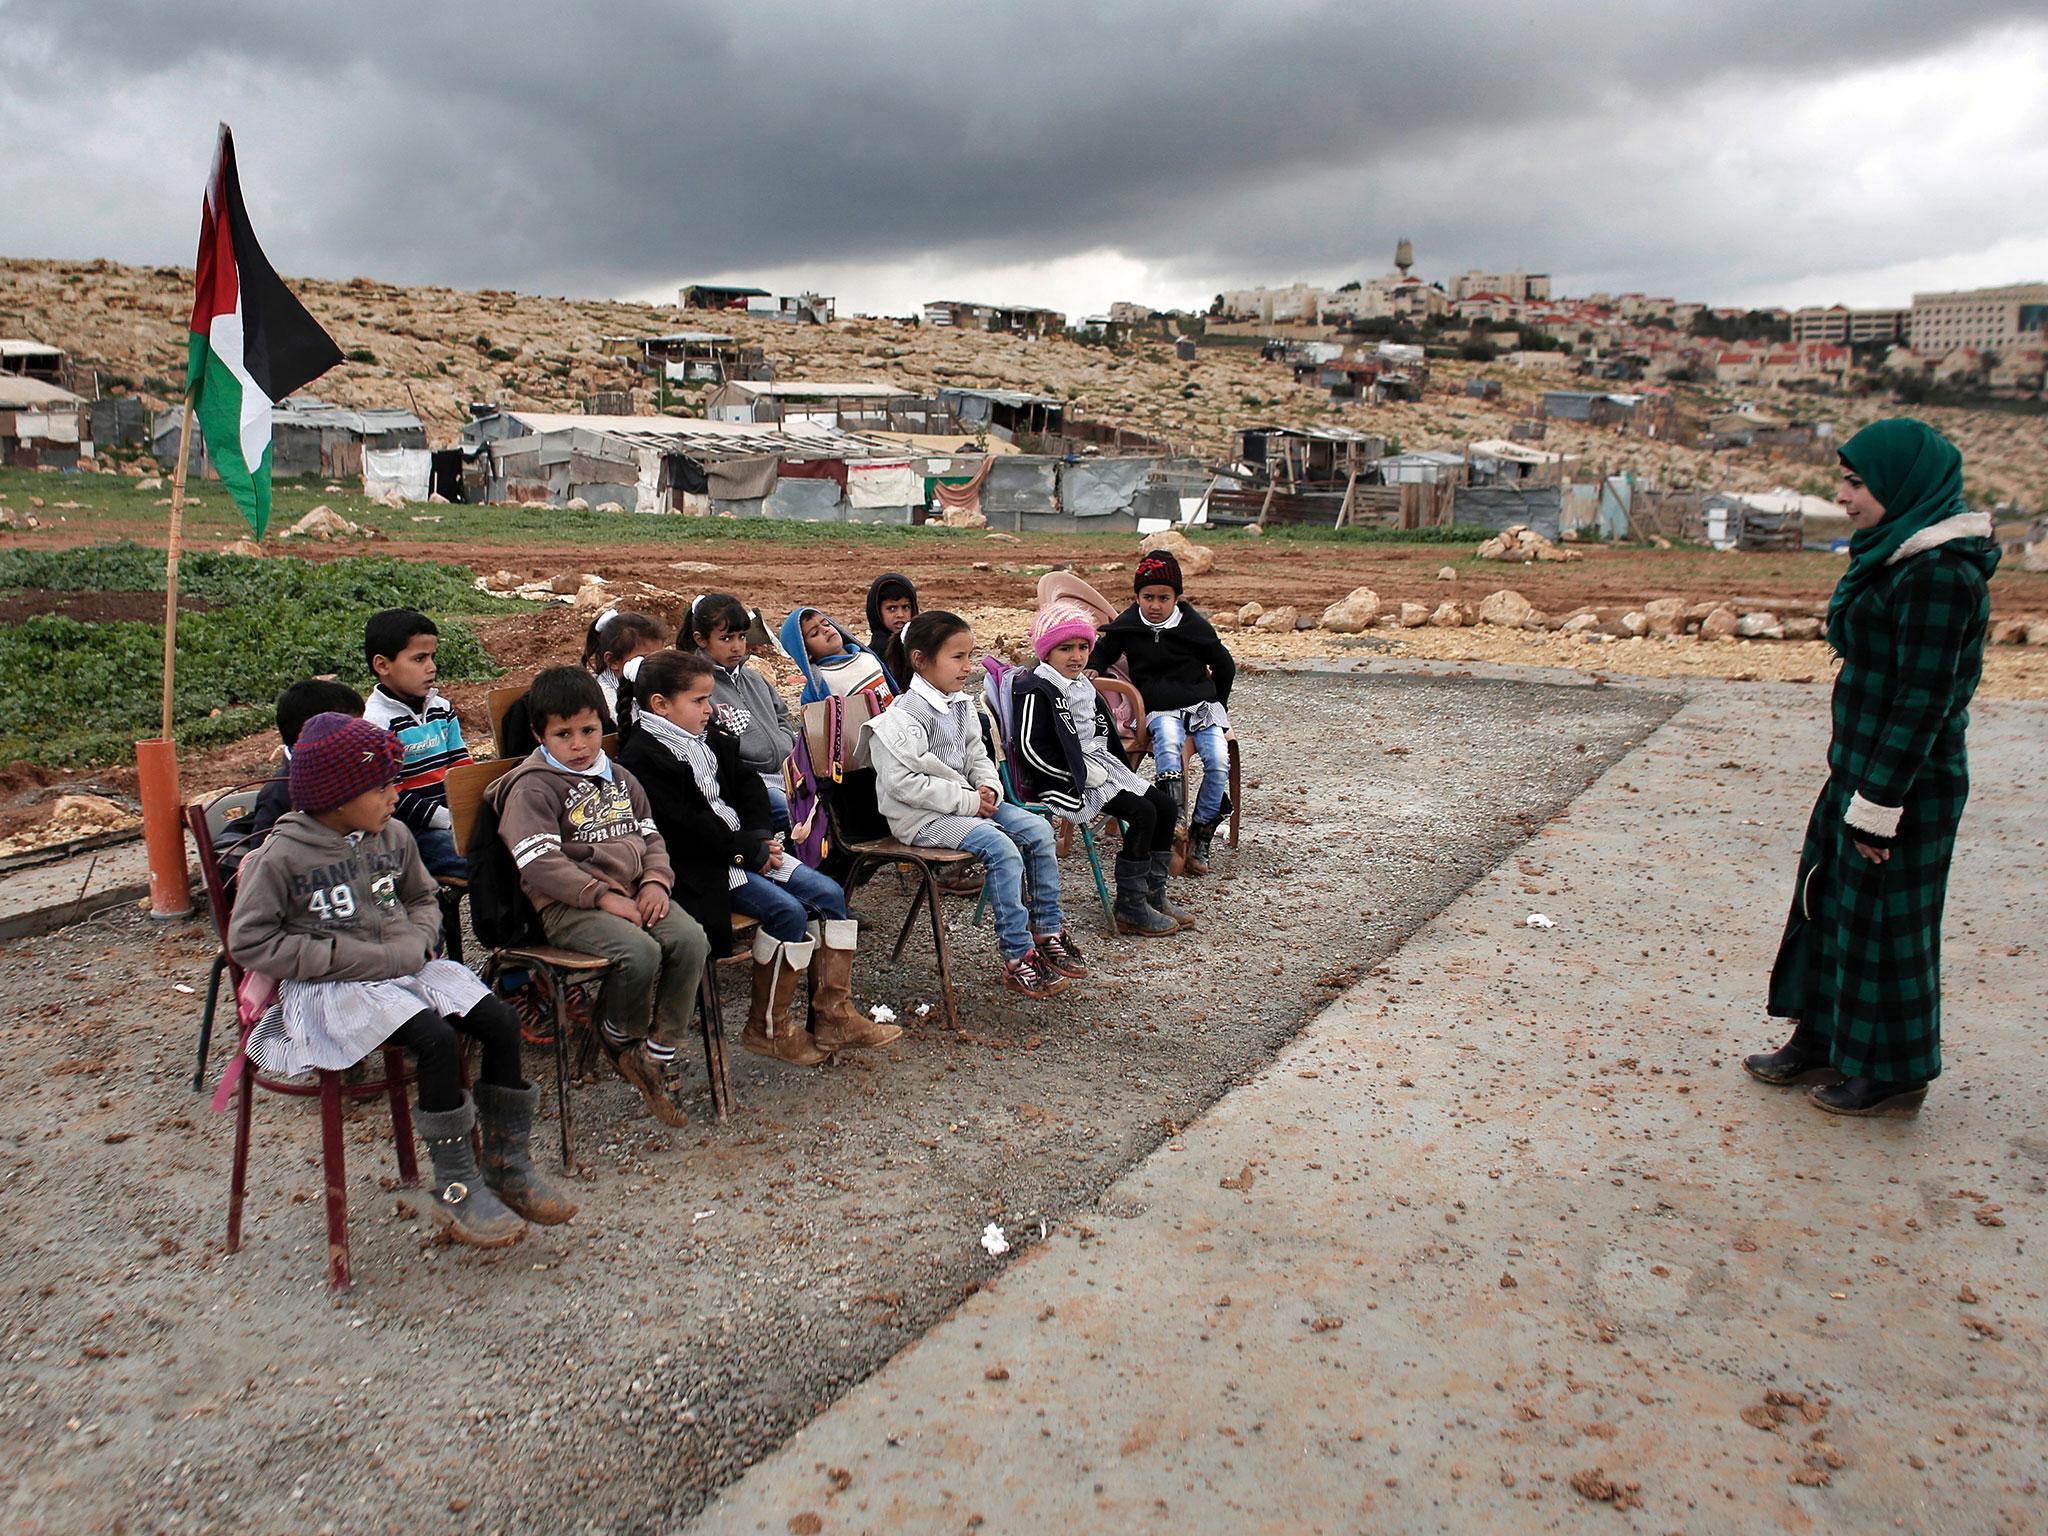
top-left (289, 713), bottom-right (404, 814)
top-left (1134, 549), bottom-right (1183, 595)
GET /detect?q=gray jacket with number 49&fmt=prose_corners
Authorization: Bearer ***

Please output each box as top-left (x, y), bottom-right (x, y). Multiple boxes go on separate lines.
top-left (227, 811), bottom-right (443, 982)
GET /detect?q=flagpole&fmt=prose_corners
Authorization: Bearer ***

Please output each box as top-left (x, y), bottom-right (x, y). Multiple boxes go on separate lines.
top-left (162, 395), bottom-right (195, 739)
top-left (134, 395), bottom-right (197, 920)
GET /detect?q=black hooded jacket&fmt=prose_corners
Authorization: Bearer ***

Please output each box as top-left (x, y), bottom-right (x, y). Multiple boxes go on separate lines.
top-left (617, 722), bottom-right (773, 957)
top-left (1087, 603), bottom-right (1236, 713)
top-left (864, 571), bottom-right (919, 691)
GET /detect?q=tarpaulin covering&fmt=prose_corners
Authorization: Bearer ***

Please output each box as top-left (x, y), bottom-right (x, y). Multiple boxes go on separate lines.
top-left (1452, 485), bottom-right (1562, 540)
top-left (762, 476), bottom-right (845, 522)
top-left (1058, 456), bottom-right (1153, 516)
top-left (705, 454), bottom-right (779, 499)
top-left (363, 447), bottom-right (431, 501)
top-left (981, 456), bottom-right (1057, 514)
top-left (779, 457), bottom-right (848, 489)
top-left (846, 459), bottom-right (919, 509)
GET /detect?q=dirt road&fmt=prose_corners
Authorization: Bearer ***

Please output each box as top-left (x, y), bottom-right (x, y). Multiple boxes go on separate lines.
top-left (0, 668), bottom-right (1670, 1533)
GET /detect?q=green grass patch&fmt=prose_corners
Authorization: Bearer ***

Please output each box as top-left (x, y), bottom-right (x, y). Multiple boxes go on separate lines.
top-left (1206, 523), bottom-right (1499, 546)
top-left (0, 543), bottom-right (522, 769)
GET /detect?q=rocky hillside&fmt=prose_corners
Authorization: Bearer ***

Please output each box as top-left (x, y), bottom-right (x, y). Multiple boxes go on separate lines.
top-left (4, 256), bottom-right (2041, 506)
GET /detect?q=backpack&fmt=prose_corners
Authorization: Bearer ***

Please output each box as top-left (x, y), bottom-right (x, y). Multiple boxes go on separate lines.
top-left (786, 694), bottom-right (892, 879)
top-left (463, 793), bottom-right (545, 948)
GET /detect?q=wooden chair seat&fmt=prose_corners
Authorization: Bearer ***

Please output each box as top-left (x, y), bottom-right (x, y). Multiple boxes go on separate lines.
top-left (497, 944), bottom-right (612, 974)
top-left (846, 837), bottom-right (974, 866)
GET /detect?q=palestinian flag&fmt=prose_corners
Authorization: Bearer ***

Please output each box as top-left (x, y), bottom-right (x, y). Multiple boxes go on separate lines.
top-left (186, 124), bottom-right (341, 537)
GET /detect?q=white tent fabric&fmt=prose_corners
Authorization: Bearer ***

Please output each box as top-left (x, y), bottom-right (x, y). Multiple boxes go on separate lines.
top-left (362, 447), bottom-right (431, 502)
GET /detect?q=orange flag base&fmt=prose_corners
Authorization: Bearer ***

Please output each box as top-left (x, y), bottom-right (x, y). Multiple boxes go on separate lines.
top-left (135, 738), bottom-right (193, 919)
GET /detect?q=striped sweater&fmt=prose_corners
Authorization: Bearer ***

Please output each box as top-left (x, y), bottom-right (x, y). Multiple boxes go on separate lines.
top-left (363, 684), bottom-right (471, 833)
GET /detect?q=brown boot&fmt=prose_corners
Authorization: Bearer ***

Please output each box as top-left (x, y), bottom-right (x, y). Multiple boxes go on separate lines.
top-left (809, 920), bottom-right (900, 1051)
top-left (603, 1039), bottom-right (688, 1127)
top-left (740, 931), bottom-right (828, 1066)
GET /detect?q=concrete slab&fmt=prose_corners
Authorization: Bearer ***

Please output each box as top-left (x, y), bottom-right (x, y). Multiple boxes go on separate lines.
top-left (0, 838), bottom-right (181, 939)
top-left (693, 684), bottom-right (2047, 1535)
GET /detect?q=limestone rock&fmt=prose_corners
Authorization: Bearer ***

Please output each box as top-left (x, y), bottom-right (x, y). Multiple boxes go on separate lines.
top-left (1561, 613), bottom-right (1601, 635)
top-left (1700, 606), bottom-right (1740, 641)
top-left (936, 505), bottom-right (986, 528)
top-left (1780, 615), bottom-right (1823, 641)
top-left (1253, 604), bottom-right (1298, 632)
top-left (1735, 612), bottom-right (1783, 639)
top-left (220, 538), bottom-right (265, 558)
top-left (1138, 527), bottom-right (1216, 577)
top-left (572, 581), bottom-right (613, 610)
top-left (1642, 597), bottom-right (1689, 636)
top-left (1319, 586), bottom-right (1380, 633)
top-left (279, 505), bottom-right (358, 541)
top-left (566, 496), bottom-right (590, 511)
top-left (135, 476), bottom-right (161, 491)
top-left (1991, 617), bottom-right (2032, 645)
top-left (2028, 620), bottom-right (2048, 645)
top-left (1236, 602), bottom-right (1263, 628)
top-left (1476, 589), bottom-right (1537, 628)
top-left (1619, 610), bottom-right (1649, 637)
top-left (1476, 524), bottom-right (1580, 563)
top-left (1430, 600), bottom-right (1474, 627)
top-left (668, 560), bottom-right (721, 574)
top-left (1436, 566), bottom-right (1458, 582)
top-left (596, 501), bottom-right (626, 515)
top-left (1242, 523), bottom-right (1262, 537)
top-left (1398, 602), bottom-right (1429, 627)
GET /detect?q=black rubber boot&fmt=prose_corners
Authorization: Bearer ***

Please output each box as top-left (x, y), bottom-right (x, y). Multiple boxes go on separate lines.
top-left (475, 1080), bottom-right (577, 1225)
top-left (1811, 1077), bottom-right (1928, 1117)
top-left (1114, 856), bottom-right (1175, 936)
top-left (1185, 819), bottom-right (1219, 877)
top-left (1742, 1022), bottom-right (1835, 1085)
top-left (1146, 849), bottom-right (1192, 931)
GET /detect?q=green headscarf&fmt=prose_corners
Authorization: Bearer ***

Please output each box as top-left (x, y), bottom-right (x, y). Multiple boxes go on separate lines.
top-left (1826, 417), bottom-right (1968, 652)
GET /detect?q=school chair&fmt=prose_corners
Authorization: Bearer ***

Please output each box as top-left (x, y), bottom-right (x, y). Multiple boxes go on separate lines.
top-left (186, 783), bottom-right (444, 1297)
top-left (799, 699), bottom-right (970, 1033)
top-left (1104, 676), bottom-right (1242, 853)
top-left (970, 658), bottom-right (1116, 936)
top-left (444, 757), bottom-right (734, 1175)
top-left (185, 779), bottom-right (267, 1092)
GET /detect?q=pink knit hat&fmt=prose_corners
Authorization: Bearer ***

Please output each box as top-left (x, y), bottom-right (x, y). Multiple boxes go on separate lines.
top-left (1030, 601), bottom-right (1098, 661)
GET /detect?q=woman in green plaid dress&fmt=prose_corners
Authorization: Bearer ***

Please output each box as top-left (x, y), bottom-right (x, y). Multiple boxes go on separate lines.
top-left (1746, 418), bottom-right (1999, 1116)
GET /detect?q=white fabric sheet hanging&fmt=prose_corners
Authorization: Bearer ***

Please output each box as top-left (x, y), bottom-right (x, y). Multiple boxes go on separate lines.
top-left (362, 447), bottom-right (432, 501)
top-left (845, 459), bottom-right (919, 509)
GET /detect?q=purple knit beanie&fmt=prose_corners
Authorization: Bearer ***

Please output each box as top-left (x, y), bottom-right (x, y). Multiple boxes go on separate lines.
top-left (289, 713), bottom-right (404, 814)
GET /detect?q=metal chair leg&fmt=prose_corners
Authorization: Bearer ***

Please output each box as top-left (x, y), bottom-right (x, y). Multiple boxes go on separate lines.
top-left (549, 968), bottom-right (578, 1175)
top-left (923, 863), bottom-right (961, 1032)
top-left (226, 1061), bottom-right (254, 1254)
top-left (696, 969), bottom-right (731, 1122)
top-left (1080, 822), bottom-right (1115, 935)
top-left (192, 951), bottom-right (227, 1092)
top-left (318, 1071), bottom-right (352, 1296)
top-left (1227, 739), bottom-right (1242, 849)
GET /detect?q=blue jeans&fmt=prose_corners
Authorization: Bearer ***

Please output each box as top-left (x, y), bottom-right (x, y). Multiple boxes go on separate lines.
top-left (761, 776), bottom-right (791, 834)
top-left (412, 823), bottom-right (466, 880)
top-left (952, 802), bottom-right (1063, 961)
top-left (729, 860), bottom-right (849, 942)
top-left (1148, 713), bottom-right (1230, 825)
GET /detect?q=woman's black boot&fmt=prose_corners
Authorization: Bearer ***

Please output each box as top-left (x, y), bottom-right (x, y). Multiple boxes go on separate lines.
top-left (1810, 1077), bottom-right (1928, 1116)
top-left (1742, 1022), bottom-right (1835, 1085)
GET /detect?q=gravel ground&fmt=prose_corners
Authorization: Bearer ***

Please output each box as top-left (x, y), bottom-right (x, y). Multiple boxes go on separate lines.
top-left (0, 668), bottom-right (1674, 1534)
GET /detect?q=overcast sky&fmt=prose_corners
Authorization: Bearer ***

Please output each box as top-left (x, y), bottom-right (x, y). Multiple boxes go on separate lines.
top-left (4, 1), bottom-right (2046, 319)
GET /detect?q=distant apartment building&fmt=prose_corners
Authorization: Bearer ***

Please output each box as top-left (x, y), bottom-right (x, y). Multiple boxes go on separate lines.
top-left (1790, 305), bottom-right (1908, 347)
top-left (1450, 269), bottom-right (1551, 303)
top-left (1216, 283), bottom-right (1331, 324)
top-left (1908, 282), bottom-right (2048, 353)
top-left (1107, 301), bottom-right (1155, 325)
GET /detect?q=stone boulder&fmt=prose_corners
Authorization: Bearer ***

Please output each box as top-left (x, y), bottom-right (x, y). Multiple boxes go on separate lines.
top-left (1561, 613), bottom-right (1601, 635)
top-left (1253, 605), bottom-right (1298, 632)
top-left (1780, 615), bottom-right (1823, 641)
top-left (1398, 602), bottom-right (1429, 627)
top-left (1642, 597), bottom-right (1689, 637)
top-left (1430, 600), bottom-right (1474, 627)
top-left (1236, 602), bottom-right (1263, 628)
top-left (1138, 527), bottom-right (1216, 578)
top-left (1618, 610), bottom-right (1649, 637)
top-left (566, 497), bottom-right (590, 511)
top-left (1476, 589), bottom-right (1538, 628)
top-left (1735, 612), bottom-right (1783, 639)
top-left (1319, 587), bottom-right (1380, 633)
top-left (1700, 606), bottom-right (1740, 641)
top-left (279, 505), bottom-right (358, 541)
top-left (596, 501), bottom-right (627, 515)
top-left (1991, 617), bottom-right (2032, 645)
top-left (220, 538), bottom-right (266, 559)
top-left (1476, 524), bottom-right (1581, 563)
top-left (1436, 566), bottom-right (1458, 582)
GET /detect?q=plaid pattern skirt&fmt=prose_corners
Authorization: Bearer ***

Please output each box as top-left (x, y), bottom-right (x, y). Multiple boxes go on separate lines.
top-left (1767, 767), bottom-right (1966, 1082)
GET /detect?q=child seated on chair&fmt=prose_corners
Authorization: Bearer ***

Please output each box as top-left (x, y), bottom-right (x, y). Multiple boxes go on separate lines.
top-left (780, 605), bottom-right (895, 707)
top-left (865, 571), bottom-right (919, 693)
top-left (583, 607), bottom-right (669, 741)
top-left (690, 592), bottom-right (797, 831)
top-left (1086, 549), bottom-right (1237, 875)
top-left (1019, 602), bottom-right (1188, 937)
top-left (361, 607), bottom-right (472, 880)
top-left (485, 667), bottom-right (709, 1128)
top-left (218, 677), bottom-right (364, 876)
top-left (863, 611), bottom-right (1083, 1000)
top-left (226, 712), bottom-right (575, 1248)
top-left (621, 649), bottom-right (900, 1066)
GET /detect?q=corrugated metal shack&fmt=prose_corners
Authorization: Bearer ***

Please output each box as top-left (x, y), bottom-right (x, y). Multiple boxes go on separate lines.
top-left (936, 387), bottom-right (1065, 444)
top-left (154, 397), bottom-right (425, 478)
top-left (0, 376), bottom-right (93, 468)
top-left (1208, 426), bottom-right (1397, 528)
top-left (0, 339), bottom-right (67, 382)
top-left (460, 409), bottom-right (1178, 531)
top-left (600, 332), bottom-right (768, 383)
top-left (704, 380), bottom-right (953, 432)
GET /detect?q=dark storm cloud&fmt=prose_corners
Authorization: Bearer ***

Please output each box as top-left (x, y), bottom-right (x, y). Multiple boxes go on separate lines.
top-left (3, 0), bottom-right (2043, 300)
